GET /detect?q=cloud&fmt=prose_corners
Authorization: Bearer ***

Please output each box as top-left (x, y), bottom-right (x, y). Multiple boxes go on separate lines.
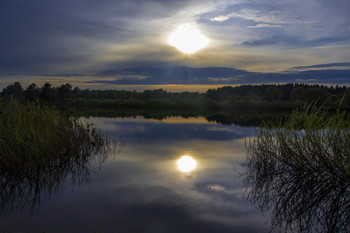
top-left (241, 34), bottom-right (350, 47)
top-left (242, 35), bottom-right (301, 46)
top-left (210, 15), bottom-right (231, 22)
top-left (91, 66), bottom-right (253, 85)
top-left (1, 0), bottom-right (350, 82)
top-left (205, 0), bottom-right (350, 56)
top-left (84, 65), bottom-right (350, 86)
top-left (207, 77), bottom-right (238, 82)
top-left (2, 64), bottom-right (350, 89)
top-left (0, 0), bottom-right (209, 74)
top-left (207, 184), bottom-right (238, 195)
top-left (248, 23), bottom-right (282, 28)
top-left (230, 9), bottom-right (292, 24)
top-left (210, 9), bottom-right (292, 26)
top-left (293, 62), bottom-right (350, 71)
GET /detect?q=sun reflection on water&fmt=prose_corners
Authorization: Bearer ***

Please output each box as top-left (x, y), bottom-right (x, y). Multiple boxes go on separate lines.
top-left (177, 155), bottom-right (197, 173)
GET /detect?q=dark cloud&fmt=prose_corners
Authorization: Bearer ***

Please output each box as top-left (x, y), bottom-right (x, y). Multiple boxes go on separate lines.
top-left (284, 69), bottom-right (350, 83)
top-left (242, 34), bottom-right (350, 47)
top-left (242, 35), bottom-right (301, 46)
top-left (89, 66), bottom-right (255, 85)
top-left (87, 65), bottom-right (350, 85)
top-left (0, 0), bottom-right (116, 72)
top-left (293, 62), bottom-right (350, 70)
top-left (305, 35), bottom-right (350, 46)
top-left (1, 0), bottom-right (350, 84)
top-left (0, 0), bottom-right (196, 73)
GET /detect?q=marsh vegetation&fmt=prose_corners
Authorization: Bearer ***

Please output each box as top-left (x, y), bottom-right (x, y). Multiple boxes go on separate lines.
top-left (0, 99), bottom-right (119, 214)
top-left (244, 104), bottom-right (350, 232)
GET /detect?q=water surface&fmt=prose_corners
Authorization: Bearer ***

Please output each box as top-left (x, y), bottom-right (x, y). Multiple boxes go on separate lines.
top-left (0, 116), bottom-right (272, 233)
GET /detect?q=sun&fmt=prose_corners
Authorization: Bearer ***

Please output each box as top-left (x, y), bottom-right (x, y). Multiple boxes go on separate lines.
top-left (177, 155), bottom-right (197, 173)
top-left (168, 24), bottom-right (209, 54)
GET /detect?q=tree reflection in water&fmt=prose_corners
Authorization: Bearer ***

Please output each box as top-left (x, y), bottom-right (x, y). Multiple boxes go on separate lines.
top-left (244, 106), bottom-right (350, 233)
top-left (0, 120), bottom-right (121, 215)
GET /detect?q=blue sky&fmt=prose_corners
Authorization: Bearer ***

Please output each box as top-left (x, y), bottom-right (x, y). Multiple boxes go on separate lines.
top-left (1, 0), bottom-right (350, 90)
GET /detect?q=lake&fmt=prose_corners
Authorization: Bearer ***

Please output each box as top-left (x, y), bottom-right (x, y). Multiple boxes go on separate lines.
top-left (0, 116), bottom-right (273, 233)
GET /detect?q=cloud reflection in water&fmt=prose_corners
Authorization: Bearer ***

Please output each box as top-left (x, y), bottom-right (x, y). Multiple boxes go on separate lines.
top-left (0, 116), bottom-right (268, 233)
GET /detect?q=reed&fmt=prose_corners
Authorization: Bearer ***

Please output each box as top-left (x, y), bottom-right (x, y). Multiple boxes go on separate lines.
top-left (0, 99), bottom-right (119, 214)
top-left (0, 99), bottom-right (114, 171)
top-left (244, 103), bottom-right (350, 232)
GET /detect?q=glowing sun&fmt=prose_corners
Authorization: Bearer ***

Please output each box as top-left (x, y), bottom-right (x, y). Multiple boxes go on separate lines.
top-left (168, 24), bottom-right (209, 54)
top-left (177, 155), bottom-right (197, 173)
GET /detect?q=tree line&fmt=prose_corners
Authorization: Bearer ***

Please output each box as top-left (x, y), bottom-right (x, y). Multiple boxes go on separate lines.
top-left (206, 83), bottom-right (349, 102)
top-left (1, 82), bottom-right (73, 102)
top-left (1, 82), bottom-right (350, 109)
top-left (0, 82), bottom-right (202, 102)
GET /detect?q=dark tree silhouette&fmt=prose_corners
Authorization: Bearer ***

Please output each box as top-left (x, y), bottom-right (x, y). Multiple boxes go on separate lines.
top-left (2, 82), bottom-right (24, 100)
top-left (304, 87), bottom-right (330, 103)
top-left (343, 88), bottom-right (350, 105)
top-left (290, 86), bottom-right (306, 102)
top-left (25, 83), bottom-right (40, 102)
top-left (40, 83), bottom-right (56, 101)
top-left (57, 83), bottom-right (72, 100)
top-left (1, 81), bottom-right (350, 110)
top-left (264, 86), bottom-right (282, 101)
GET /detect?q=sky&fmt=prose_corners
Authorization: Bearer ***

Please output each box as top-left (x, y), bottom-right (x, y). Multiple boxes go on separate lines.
top-left (1, 0), bottom-right (350, 91)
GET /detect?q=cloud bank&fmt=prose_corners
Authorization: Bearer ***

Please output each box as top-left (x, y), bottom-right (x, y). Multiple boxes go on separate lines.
top-left (1, 0), bottom-right (350, 87)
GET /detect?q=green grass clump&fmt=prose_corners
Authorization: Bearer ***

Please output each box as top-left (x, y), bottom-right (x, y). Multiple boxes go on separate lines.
top-left (248, 103), bottom-right (350, 179)
top-left (0, 99), bottom-right (117, 213)
top-left (244, 103), bottom-right (350, 233)
top-left (0, 99), bottom-right (112, 169)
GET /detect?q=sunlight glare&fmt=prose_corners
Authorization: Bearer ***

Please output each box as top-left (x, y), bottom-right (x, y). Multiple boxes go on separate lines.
top-left (177, 155), bottom-right (197, 173)
top-left (168, 24), bottom-right (209, 54)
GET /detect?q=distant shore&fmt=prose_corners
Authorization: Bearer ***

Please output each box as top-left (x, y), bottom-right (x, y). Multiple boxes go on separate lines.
top-left (2, 82), bottom-right (350, 112)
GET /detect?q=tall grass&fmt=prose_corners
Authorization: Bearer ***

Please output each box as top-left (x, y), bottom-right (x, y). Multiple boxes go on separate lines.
top-left (0, 99), bottom-right (113, 167)
top-left (0, 99), bottom-right (118, 213)
top-left (244, 103), bottom-right (350, 233)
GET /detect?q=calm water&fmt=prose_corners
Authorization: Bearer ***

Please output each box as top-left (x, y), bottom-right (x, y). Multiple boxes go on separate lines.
top-left (0, 116), bottom-right (273, 233)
